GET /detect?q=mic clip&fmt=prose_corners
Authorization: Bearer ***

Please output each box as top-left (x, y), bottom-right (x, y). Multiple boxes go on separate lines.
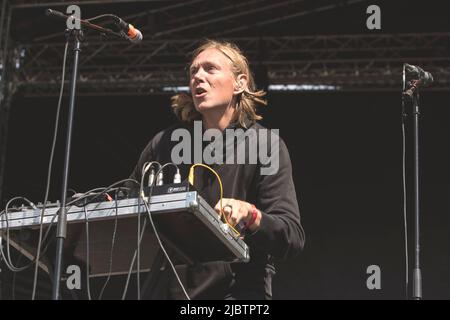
top-left (403, 79), bottom-right (421, 98)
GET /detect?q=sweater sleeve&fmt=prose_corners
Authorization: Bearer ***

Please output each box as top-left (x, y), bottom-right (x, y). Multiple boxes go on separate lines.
top-left (124, 138), bottom-right (155, 190)
top-left (245, 137), bottom-right (305, 260)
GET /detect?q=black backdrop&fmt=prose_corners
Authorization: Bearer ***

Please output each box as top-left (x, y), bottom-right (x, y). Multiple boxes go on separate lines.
top-left (3, 90), bottom-right (450, 299)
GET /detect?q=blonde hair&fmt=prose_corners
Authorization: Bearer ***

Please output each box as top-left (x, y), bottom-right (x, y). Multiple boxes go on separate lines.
top-left (171, 39), bottom-right (267, 128)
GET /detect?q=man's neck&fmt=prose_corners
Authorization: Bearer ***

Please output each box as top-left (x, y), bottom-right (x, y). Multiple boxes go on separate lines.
top-left (202, 106), bottom-right (235, 131)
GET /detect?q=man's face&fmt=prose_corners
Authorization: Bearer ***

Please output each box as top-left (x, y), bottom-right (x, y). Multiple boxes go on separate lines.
top-left (189, 48), bottom-right (236, 114)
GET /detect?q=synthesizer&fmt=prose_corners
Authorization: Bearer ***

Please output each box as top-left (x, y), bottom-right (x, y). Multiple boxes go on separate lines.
top-left (0, 185), bottom-right (250, 276)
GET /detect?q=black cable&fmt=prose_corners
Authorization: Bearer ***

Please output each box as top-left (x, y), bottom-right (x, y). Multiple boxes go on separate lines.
top-left (0, 196), bottom-right (56, 306)
top-left (0, 179), bottom-right (138, 298)
top-left (18, 183), bottom-right (133, 299)
top-left (121, 217), bottom-right (147, 300)
top-left (84, 14), bottom-right (124, 39)
top-left (141, 163), bottom-right (189, 300)
top-left (69, 188), bottom-right (118, 207)
top-left (82, 202), bottom-right (91, 300)
top-left (1, 200), bottom-right (16, 272)
top-left (120, 162), bottom-right (189, 300)
top-left (67, 189), bottom-right (78, 197)
top-left (31, 40), bottom-right (69, 300)
top-left (0, 179), bottom-right (136, 288)
top-left (40, 182), bottom-right (135, 262)
top-left (97, 190), bottom-right (119, 300)
top-left (85, 13), bottom-right (118, 22)
top-left (11, 247), bottom-right (23, 300)
top-left (1, 197), bottom-right (40, 272)
top-left (121, 161), bottom-right (160, 300)
top-left (0, 236), bottom-right (2, 301)
top-left (137, 178), bottom-right (142, 300)
top-left (137, 162), bottom-right (160, 299)
top-left (39, 181), bottom-right (135, 254)
top-left (67, 179), bottom-right (138, 208)
top-left (0, 235), bottom-right (2, 300)
top-left (0, 198), bottom-right (57, 273)
top-left (0, 194), bottom-right (60, 304)
top-left (34, 180), bottom-right (137, 298)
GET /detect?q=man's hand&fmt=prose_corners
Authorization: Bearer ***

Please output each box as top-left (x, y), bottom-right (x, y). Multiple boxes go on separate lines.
top-left (214, 198), bottom-right (261, 232)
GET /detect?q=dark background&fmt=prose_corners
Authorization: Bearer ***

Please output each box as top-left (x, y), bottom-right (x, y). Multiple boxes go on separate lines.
top-left (1, 0), bottom-right (450, 299)
top-left (3, 91), bottom-right (450, 299)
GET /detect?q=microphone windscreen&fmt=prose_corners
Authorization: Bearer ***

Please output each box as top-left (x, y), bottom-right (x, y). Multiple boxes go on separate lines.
top-left (128, 24), bottom-right (143, 43)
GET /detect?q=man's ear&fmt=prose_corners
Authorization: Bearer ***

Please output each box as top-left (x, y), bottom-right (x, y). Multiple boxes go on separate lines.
top-left (234, 74), bottom-right (248, 95)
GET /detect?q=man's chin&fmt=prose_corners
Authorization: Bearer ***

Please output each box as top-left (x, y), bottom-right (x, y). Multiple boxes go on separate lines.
top-left (195, 103), bottom-right (211, 112)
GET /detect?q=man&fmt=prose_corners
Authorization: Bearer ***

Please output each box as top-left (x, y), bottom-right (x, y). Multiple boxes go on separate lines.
top-left (127, 40), bottom-right (305, 299)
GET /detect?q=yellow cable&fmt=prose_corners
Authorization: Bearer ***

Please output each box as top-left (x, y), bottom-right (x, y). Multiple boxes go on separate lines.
top-left (188, 164), bottom-right (240, 236)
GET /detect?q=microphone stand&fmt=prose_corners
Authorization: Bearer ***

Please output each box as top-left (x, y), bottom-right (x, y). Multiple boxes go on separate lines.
top-left (403, 80), bottom-right (422, 300)
top-left (411, 91), bottom-right (422, 300)
top-left (52, 28), bottom-right (82, 300)
top-left (46, 9), bottom-right (128, 300)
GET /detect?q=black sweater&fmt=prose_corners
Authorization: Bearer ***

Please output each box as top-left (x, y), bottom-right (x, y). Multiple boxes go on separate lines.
top-left (126, 121), bottom-right (305, 299)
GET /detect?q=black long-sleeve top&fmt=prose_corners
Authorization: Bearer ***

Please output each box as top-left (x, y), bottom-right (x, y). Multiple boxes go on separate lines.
top-left (126, 120), bottom-right (305, 299)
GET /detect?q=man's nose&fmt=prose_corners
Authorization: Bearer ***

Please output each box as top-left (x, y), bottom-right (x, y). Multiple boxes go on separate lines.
top-left (192, 67), bottom-right (206, 82)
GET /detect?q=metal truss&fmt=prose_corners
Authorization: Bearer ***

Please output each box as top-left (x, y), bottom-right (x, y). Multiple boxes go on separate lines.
top-left (29, 0), bottom-right (333, 42)
top-left (8, 32), bottom-right (450, 96)
top-left (4, 0), bottom-right (450, 96)
top-left (10, 0), bottom-right (164, 8)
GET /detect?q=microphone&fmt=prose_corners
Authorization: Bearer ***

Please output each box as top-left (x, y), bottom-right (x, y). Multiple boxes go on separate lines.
top-left (405, 63), bottom-right (433, 86)
top-left (116, 17), bottom-right (143, 43)
top-left (46, 9), bottom-right (135, 42)
top-left (403, 63), bottom-right (434, 97)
